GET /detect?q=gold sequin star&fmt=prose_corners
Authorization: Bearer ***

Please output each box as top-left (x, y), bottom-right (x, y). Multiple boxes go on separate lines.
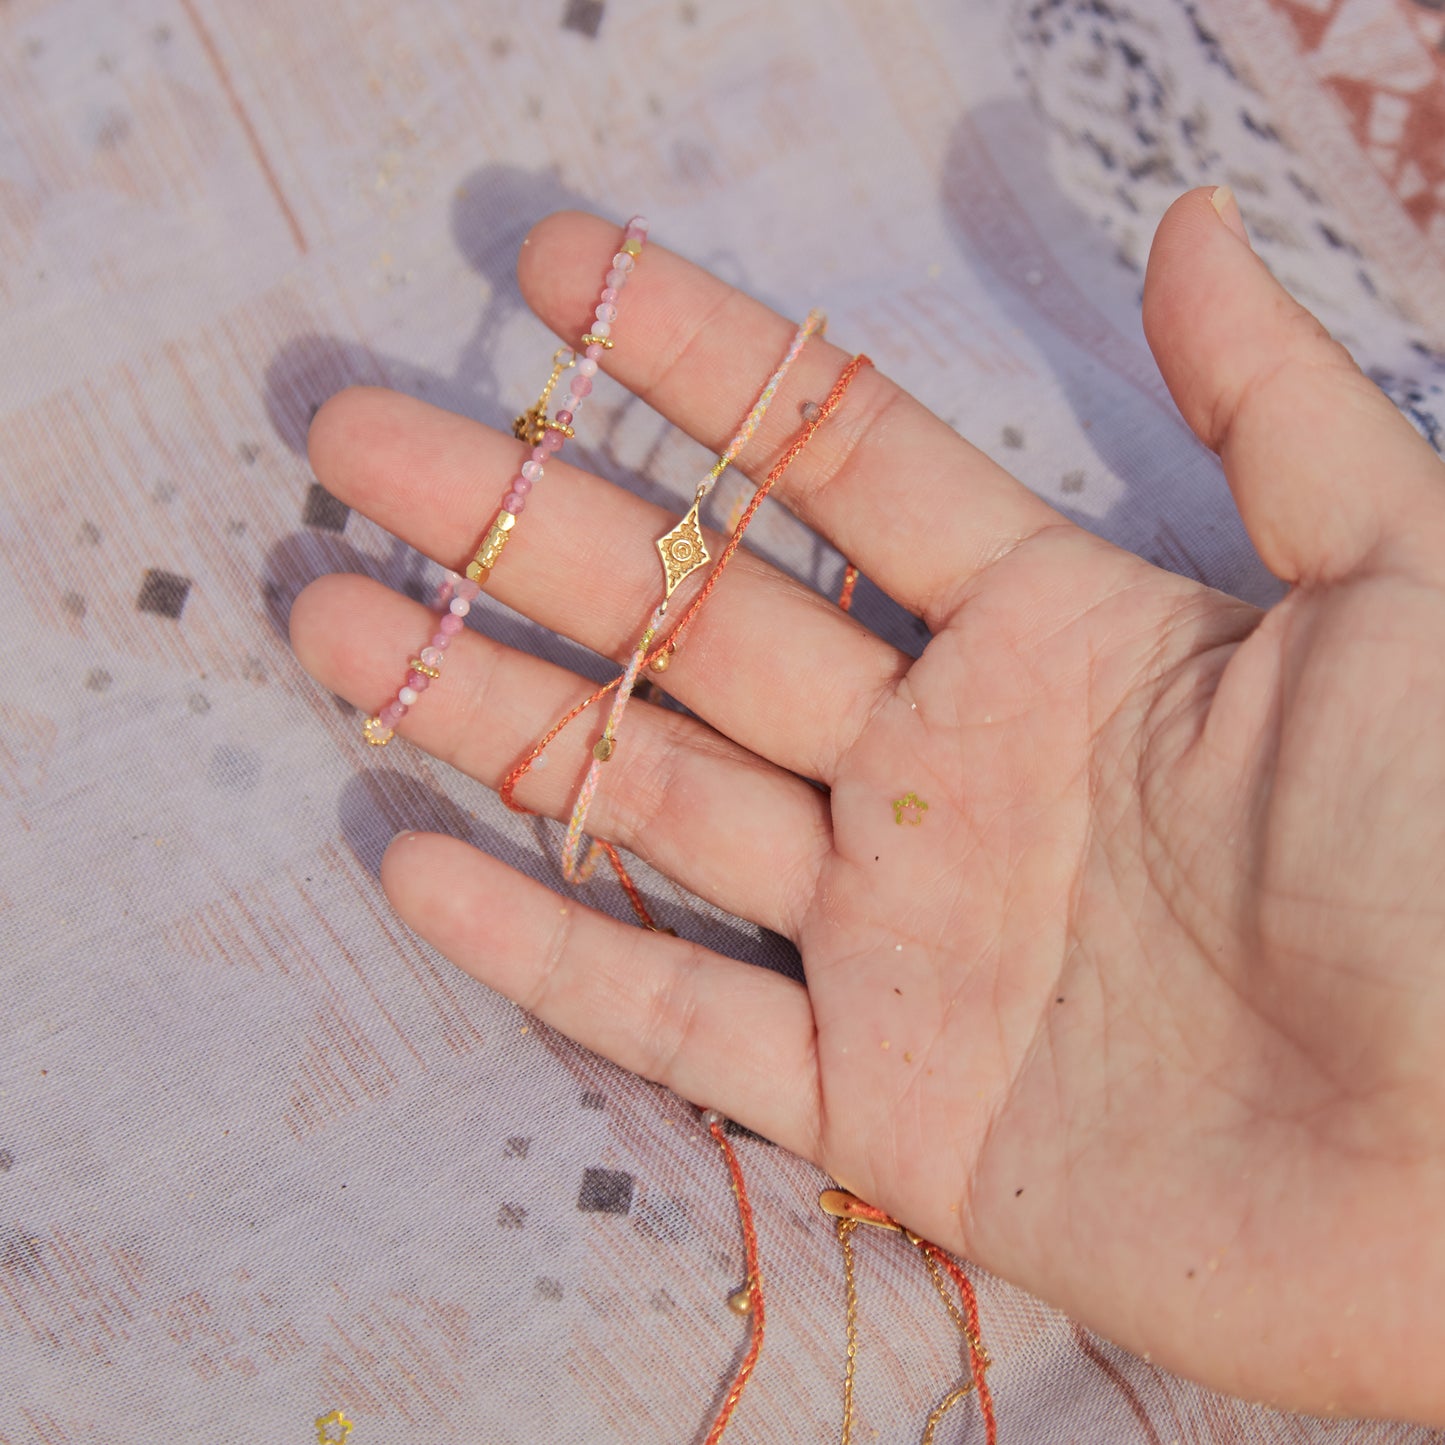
top-left (892, 792), bottom-right (928, 826)
top-left (316, 1410), bottom-right (354, 1444)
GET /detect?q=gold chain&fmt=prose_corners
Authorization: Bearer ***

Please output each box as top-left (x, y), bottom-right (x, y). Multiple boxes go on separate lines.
top-left (837, 1217), bottom-right (859, 1445)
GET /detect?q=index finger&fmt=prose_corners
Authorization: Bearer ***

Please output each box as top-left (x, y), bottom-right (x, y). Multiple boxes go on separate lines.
top-left (518, 211), bottom-right (1068, 629)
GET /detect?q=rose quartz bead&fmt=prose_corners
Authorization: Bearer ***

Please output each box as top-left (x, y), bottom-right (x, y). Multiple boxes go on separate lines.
top-left (530, 445), bottom-right (548, 463)
top-left (611, 252), bottom-right (635, 272)
top-left (555, 409), bottom-right (573, 426)
top-left (406, 672), bottom-right (430, 692)
top-left (420, 646), bottom-right (444, 668)
top-left (600, 286), bottom-right (618, 303)
top-left (511, 476), bottom-right (533, 495)
top-left (502, 491), bottom-right (526, 513)
top-left (456, 578), bottom-right (480, 601)
top-left (605, 269), bottom-right (627, 290)
top-left (449, 597), bottom-right (470, 617)
top-left (520, 460), bottom-right (542, 482)
top-left (577, 357), bottom-right (598, 378)
top-left (379, 701), bottom-right (406, 726)
top-left (439, 614), bottom-right (464, 636)
top-left (430, 631), bottom-right (451, 650)
top-left (585, 343), bottom-right (604, 360)
top-left (541, 431), bottom-right (564, 453)
top-left (570, 375), bottom-right (593, 397)
top-left (594, 302), bottom-right (617, 324)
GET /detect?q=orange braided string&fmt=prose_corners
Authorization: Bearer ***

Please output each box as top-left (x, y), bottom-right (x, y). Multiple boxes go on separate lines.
top-left (914, 1238), bottom-right (998, 1445)
top-left (704, 1118), bottom-right (766, 1444)
top-left (837, 562), bottom-right (860, 612)
top-left (499, 355), bottom-right (874, 924)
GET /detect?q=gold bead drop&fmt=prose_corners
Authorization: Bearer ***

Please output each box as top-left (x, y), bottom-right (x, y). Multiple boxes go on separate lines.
top-left (593, 737), bottom-right (615, 762)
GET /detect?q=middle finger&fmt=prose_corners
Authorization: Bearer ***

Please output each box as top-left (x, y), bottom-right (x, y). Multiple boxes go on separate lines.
top-left (307, 384), bottom-right (908, 783)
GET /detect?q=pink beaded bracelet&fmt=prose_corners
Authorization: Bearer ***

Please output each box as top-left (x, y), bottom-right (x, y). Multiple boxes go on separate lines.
top-left (362, 215), bottom-right (649, 745)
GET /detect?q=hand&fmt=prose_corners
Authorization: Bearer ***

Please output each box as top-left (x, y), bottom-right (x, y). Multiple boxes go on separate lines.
top-left (290, 190), bottom-right (1445, 1425)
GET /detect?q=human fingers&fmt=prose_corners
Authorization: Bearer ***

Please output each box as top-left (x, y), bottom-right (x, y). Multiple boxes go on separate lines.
top-left (307, 386), bottom-right (906, 783)
top-left (1144, 186), bottom-right (1445, 585)
top-left (518, 211), bottom-right (1072, 631)
top-left (291, 572), bottom-right (831, 937)
top-left (381, 831), bottom-right (821, 1156)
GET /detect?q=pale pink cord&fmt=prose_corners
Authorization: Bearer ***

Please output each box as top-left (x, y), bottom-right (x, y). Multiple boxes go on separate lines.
top-left (559, 310), bottom-right (825, 883)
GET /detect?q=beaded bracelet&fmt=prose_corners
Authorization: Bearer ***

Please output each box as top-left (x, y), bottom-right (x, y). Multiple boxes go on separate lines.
top-left (361, 215), bottom-right (650, 746)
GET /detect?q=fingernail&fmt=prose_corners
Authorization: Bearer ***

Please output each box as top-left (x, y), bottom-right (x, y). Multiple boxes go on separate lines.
top-left (1210, 185), bottom-right (1251, 247)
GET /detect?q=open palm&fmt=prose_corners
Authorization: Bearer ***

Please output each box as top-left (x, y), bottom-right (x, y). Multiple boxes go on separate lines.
top-left (292, 191), bottom-right (1445, 1426)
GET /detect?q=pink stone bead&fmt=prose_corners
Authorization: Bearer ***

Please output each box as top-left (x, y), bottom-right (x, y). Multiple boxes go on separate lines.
top-left (589, 320), bottom-right (611, 338)
top-left (594, 302), bottom-right (617, 324)
top-left (379, 701), bottom-right (406, 726)
top-left (406, 671), bottom-right (430, 692)
top-left (555, 409), bottom-right (573, 426)
top-left (439, 614), bottom-right (464, 636)
top-left (626, 215), bottom-right (648, 233)
top-left (611, 252), bottom-right (635, 272)
top-left (520, 460), bottom-right (542, 482)
top-left (577, 357), bottom-right (598, 378)
top-left (456, 578), bottom-right (480, 601)
top-left (541, 431), bottom-right (564, 453)
top-left (600, 286), bottom-right (618, 303)
top-left (530, 445), bottom-right (548, 463)
top-left (420, 647), bottom-right (444, 668)
top-left (430, 632), bottom-right (451, 650)
top-left (502, 491), bottom-right (526, 513)
top-left (511, 476), bottom-right (533, 495)
top-left (449, 597), bottom-right (470, 617)
top-left (605, 269), bottom-right (627, 290)
top-left (435, 580), bottom-right (454, 606)
top-left (570, 375), bottom-right (593, 397)
top-left (585, 343), bottom-right (604, 360)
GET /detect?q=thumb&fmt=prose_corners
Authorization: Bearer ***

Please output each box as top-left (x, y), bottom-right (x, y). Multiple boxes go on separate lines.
top-left (1143, 186), bottom-right (1445, 586)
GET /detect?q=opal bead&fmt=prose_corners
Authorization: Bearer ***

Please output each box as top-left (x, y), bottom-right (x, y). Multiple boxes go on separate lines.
top-left (611, 252), bottom-right (634, 272)
top-left (398, 685), bottom-right (418, 706)
top-left (577, 357), bottom-right (598, 378)
top-left (595, 302), bottom-right (617, 323)
top-left (420, 647), bottom-right (444, 668)
top-left (449, 597), bottom-right (470, 617)
top-left (588, 320), bottom-right (611, 338)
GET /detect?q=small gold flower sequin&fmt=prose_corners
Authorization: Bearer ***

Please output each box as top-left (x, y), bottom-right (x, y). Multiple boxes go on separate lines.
top-left (316, 1409), bottom-right (354, 1444)
top-left (361, 716), bottom-right (393, 746)
top-left (656, 505), bottom-right (710, 598)
top-left (892, 792), bottom-right (928, 826)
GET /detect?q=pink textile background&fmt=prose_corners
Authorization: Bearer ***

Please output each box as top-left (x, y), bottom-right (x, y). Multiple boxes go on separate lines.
top-left (1, 0), bottom-right (1443, 1440)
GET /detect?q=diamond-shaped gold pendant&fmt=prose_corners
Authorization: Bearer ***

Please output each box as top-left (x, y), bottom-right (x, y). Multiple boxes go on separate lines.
top-left (655, 504), bottom-right (710, 599)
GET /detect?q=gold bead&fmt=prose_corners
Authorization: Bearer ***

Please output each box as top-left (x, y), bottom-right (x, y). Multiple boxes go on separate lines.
top-left (408, 657), bottom-right (441, 679)
top-left (580, 332), bottom-right (615, 349)
top-left (464, 560), bottom-right (488, 583)
top-left (593, 737), bottom-right (615, 762)
top-left (649, 649), bottom-right (671, 674)
top-left (621, 238), bottom-right (643, 256)
top-left (726, 1285), bottom-right (753, 1315)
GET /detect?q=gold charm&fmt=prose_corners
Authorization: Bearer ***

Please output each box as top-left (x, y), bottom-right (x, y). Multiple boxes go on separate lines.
top-left (656, 505), bottom-right (710, 599)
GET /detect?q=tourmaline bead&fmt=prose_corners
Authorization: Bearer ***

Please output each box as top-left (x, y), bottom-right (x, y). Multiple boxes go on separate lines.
top-left (511, 476), bottom-right (533, 495)
top-left (502, 491), bottom-right (526, 513)
top-left (530, 444), bottom-right (548, 463)
top-left (570, 376), bottom-right (593, 397)
top-left (585, 343), bottom-right (604, 360)
top-left (379, 701), bottom-right (407, 727)
top-left (456, 578), bottom-right (480, 602)
top-left (541, 431), bottom-right (564, 453)
top-left (439, 614), bottom-right (464, 635)
top-left (429, 632), bottom-right (451, 650)
top-left (556, 409), bottom-right (574, 426)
